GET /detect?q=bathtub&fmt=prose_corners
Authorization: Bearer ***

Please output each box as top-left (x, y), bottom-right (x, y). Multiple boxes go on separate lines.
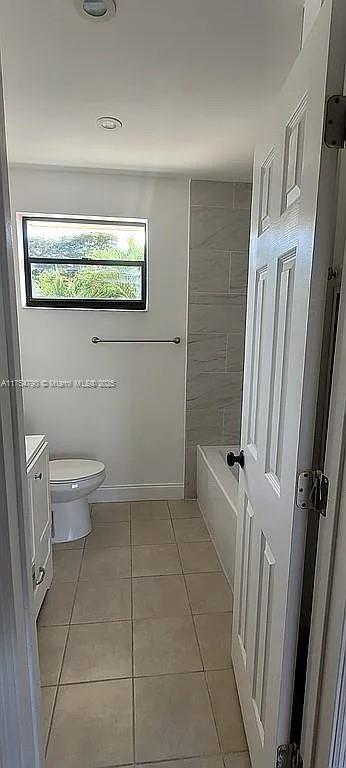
top-left (197, 445), bottom-right (239, 592)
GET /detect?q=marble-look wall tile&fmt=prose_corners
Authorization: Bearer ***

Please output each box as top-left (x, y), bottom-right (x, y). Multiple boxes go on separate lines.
top-left (223, 405), bottom-right (242, 443)
top-left (189, 295), bottom-right (246, 335)
top-left (185, 180), bottom-right (251, 498)
top-left (190, 207), bottom-right (250, 251)
top-left (189, 249), bottom-right (231, 293)
top-left (187, 371), bottom-right (242, 411)
top-left (190, 180), bottom-right (235, 208)
top-left (186, 408), bottom-right (223, 446)
top-left (234, 182), bottom-right (252, 209)
top-left (185, 445), bottom-right (198, 499)
top-left (187, 335), bottom-right (226, 375)
top-left (190, 292), bottom-right (245, 306)
top-left (230, 251), bottom-right (248, 290)
top-left (225, 332), bottom-right (245, 372)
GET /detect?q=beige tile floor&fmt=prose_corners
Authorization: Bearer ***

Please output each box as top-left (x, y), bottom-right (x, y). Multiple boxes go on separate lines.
top-left (38, 500), bottom-right (250, 768)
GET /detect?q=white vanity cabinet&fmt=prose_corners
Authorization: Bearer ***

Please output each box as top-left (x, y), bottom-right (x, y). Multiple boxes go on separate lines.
top-left (25, 436), bottom-right (53, 617)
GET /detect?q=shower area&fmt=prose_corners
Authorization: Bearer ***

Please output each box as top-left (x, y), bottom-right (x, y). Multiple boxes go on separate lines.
top-left (185, 179), bottom-right (251, 499)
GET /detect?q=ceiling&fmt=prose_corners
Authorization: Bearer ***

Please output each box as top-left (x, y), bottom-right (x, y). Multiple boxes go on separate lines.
top-left (1, 0), bottom-right (304, 180)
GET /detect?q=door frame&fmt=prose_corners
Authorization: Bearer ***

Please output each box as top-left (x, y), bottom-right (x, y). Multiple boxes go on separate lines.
top-left (0, 61), bottom-right (43, 768)
top-left (0, 10), bottom-right (345, 768)
top-left (314, 449), bottom-right (346, 767)
top-left (301, 148), bottom-right (346, 766)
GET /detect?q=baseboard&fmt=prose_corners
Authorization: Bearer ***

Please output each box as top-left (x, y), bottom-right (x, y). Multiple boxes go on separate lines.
top-left (89, 483), bottom-right (184, 502)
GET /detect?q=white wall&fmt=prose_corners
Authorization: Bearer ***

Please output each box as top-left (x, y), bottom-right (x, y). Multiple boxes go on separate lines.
top-left (9, 167), bottom-right (190, 500)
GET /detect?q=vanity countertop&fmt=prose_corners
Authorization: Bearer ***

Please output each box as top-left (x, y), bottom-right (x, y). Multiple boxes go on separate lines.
top-left (25, 435), bottom-right (46, 467)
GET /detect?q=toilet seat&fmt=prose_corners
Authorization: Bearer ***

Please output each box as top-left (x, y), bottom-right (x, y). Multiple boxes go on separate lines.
top-left (50, 458), bottom-right (105, 484)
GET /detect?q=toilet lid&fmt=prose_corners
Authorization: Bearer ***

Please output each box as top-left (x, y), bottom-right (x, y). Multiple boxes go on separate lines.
top-left (49, 459), bottom-right (105, 483)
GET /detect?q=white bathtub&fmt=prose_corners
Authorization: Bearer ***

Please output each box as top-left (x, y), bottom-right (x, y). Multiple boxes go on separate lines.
top-left (197, 445), bottom-right (239, 592)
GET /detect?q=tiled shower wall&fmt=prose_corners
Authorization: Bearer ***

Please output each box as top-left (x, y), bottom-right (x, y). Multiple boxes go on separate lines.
top-left (184, 180), bottom-right (251, 498)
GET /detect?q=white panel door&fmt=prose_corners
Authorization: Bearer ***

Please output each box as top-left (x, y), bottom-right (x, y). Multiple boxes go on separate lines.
top-left (232, 2), bottom-right (346, 767)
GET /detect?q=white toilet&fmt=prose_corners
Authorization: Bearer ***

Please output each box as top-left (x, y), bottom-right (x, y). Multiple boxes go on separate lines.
top-left (50, 458), bottom-right (106, 543)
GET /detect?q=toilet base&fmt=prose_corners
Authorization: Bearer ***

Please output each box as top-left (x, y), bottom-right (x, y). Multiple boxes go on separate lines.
top-left (52, 497), bottom-right (92, 543)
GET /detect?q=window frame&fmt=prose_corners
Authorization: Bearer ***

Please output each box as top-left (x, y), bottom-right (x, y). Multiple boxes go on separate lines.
top-left (22, 214), bottom-right (148, 310)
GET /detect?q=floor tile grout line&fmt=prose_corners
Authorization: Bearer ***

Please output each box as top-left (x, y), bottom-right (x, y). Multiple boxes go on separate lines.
top-left (130, 502), bottom-right (136, 765)
top-left (51, 544), bottom-right (85, 586)
top-left (42, 665), bottom-right (234, 691)
top-left (44, 503), bottom-right (235, 764)
top-left (53, 567), bottom-right (227, 582)
top-left (40, 658), bottom-right (233, 689)
top-left (42, 685), bottom-right (58, 756)
top-left (171, 505), bottom-right (223, 757)
top-left (50, 568), bottom-right (226, 586)
top-left (204, 671), bottom-right (225, 757)
top-left (41, 665), bottom-right (235, 696)
top-left (131, 569), bottom-right (222, 578)
top-left (97, 750), bottom-right (242, 768)
top-left (97, 752), bottom-right (236, 768)
top-left (39, 616), bottom-right (133, 629)
top-left (130, 754), bottom-right (248, 768)
top-left (134, 500), bottom-right (221, 759)
top-left (52, 540), bottom-right (85, 553)
top-left (44, 534), bottom-right (86, 756)
top-left (137, 753), bottom-right (224, 764)
top-left (95, 754), bottom-right (250, 768)
top-left (180, 528), bottom-right (232, 757)
top-left (131, 541), bottom-right (207, 548)
top-left (39, 606), bottom-right (231, 630)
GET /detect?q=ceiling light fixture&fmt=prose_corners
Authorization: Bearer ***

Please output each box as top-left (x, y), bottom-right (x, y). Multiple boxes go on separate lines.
top-left (97, 116), bottom-right (123, 131)
top-left (75, 0), bottom-right (116, 21)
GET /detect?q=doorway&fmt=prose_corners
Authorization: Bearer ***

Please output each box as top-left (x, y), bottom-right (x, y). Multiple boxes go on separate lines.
top-left (0, 2), bottom-right (345, 768)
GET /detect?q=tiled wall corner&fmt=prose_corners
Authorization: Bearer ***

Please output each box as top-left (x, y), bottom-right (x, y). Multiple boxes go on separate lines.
top-left (184, 179), bottom-right (251, 498)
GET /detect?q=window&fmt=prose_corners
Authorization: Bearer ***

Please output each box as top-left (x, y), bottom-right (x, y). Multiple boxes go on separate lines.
top-left (22, 215), bottom-right (147, 309)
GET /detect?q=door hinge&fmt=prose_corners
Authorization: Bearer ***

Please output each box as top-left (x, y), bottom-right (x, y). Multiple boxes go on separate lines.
top-left (296, 470), bottom-right (329, 517)
top-left (276, 743), bottom-right (303, 768)
top-left (328, 265), bottom-right (338, 281)
top-left (324, 95), bottom-right (346, 148)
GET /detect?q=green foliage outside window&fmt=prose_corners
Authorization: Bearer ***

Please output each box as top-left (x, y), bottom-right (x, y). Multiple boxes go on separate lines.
top-left (32, 264), bottom-right (140, 299)
top-left (29, 231), bottom-right (144, 300)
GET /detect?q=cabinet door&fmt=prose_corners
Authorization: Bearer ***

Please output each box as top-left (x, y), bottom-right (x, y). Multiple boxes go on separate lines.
top-left (28, 443), bottom-right (53, 616)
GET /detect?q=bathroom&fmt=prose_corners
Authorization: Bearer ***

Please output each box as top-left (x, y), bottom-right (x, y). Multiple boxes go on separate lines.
top-left (11, 157), bottom-right (251, 768)
top-left (1, 2), bottom-right (341, 768)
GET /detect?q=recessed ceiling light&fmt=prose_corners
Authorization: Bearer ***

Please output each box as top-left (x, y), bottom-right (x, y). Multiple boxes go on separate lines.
top-left (75, 0), bottom-right (116, 21)
top-left (83, 0), bottom-right (107, 16)
top-left (97, 116), bottom-right (123, 131)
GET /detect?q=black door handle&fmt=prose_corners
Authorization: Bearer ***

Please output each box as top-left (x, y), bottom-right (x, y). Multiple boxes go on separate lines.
top-left (35, 566), bottom-right (45, 586)
top-left (227, 450), bottom-right (245, 469)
